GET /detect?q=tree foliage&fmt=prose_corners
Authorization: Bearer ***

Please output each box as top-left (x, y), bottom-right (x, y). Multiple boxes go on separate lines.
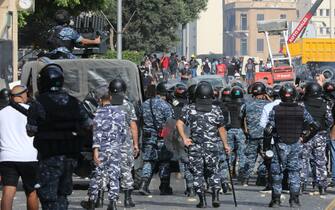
top-left (19, 0), bottom-right (208, 52)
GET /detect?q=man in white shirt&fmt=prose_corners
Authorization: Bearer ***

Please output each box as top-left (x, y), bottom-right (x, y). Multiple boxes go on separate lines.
top-left (0, 85), bottom-right (38, 210)
top-left (260, 85), bottom-right (282, 128)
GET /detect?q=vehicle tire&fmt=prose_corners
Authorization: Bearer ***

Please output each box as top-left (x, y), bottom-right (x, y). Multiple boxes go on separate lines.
top-left (320, 66), bottom-right (335, 81)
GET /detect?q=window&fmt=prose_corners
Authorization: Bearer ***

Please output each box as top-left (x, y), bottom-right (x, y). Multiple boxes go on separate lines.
top-left (257, 39), bottom-right (264, 52)
top-left (240, 38), bottom-right (248, 55)
top-left (240, 14), bottom-right (248, 30)
top-left (326, 9), bottom-right (330, 16)
top-left (280, 14), bottom-right (286, 19)
top-left (320, 9), bottom-right (323, 16)
top-left (280, 38), bottom-right (285, 49)
top-left (326, 27), bottom-right (331, 34)
top-left (320, 27), bottom-right (324, 34)
top-left (257, 14), bottom-right (264, 21)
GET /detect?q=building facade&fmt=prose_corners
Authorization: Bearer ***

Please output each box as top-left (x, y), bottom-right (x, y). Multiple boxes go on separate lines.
top-left (176, 0), bottom-right (224, 59)
top-left (223, 0), bottom-right (297, 60)
top-left (297, 0), bottom-right (335, 38)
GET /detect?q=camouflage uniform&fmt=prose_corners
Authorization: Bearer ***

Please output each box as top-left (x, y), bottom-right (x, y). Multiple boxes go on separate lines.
top-left (49, 26), bottom-right (83, 59)
top-left (88, 105), bottom-right (126, 202)
top-left (179, 104), bottom-right (225, 193)
top-left (268, 106), bottom-right (314, 195)
top-left (112, 99), bottom-right (137, 190)
top-left (26, 91), bottom-right (91, 210)
top-left (300, 102), bottom-right (333, 188)
top-left (240, 99), bottom-right (269, 180)
top-left (226, 103), bottom-right (246, 177)
top-left (140, 96), bottom-right (174, 181)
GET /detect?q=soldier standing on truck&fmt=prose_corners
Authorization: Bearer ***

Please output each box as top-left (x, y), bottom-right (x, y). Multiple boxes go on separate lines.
top-left (47, 10), bottom-right (101, 59)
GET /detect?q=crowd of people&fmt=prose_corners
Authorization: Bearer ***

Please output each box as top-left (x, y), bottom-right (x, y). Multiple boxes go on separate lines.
top-left (139, 53), bottom-right (261, 87)
top-left (2, 56), bottom-right (335, 210)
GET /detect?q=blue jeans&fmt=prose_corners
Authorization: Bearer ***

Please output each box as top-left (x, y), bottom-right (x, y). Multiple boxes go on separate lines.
top-left (328, 140), bottom-right (335, 183)
top-left (190, 68), bottom-right (197, 77)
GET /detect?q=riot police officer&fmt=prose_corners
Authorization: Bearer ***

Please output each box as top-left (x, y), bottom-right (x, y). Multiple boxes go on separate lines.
top-left (301, 82), bottom-right (333, 195)
top-left (240, 82), bottom-right (270, 185)
top-left (108, 79), bottom-right (139, 207)
top-left (0, 88), bottom-right (10, 110)
top-left (176, 81), bottom-right (230, 208)
top-left (264, 83), bottom-right (317, 208)
top-left (26, 63), bottom-right (91, 210)
top-left (225, 86), bottom-right (246, 184)
top-left (47, 10), bottom-right (100, 59)
top-left (139, 81), bottom-right (174, 195)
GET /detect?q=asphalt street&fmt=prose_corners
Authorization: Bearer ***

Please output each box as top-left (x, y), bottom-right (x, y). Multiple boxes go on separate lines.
top-left (9, 173), bottom-right (335, 210)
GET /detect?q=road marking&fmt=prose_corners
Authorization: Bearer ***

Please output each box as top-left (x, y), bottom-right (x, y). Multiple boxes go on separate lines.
top-left (326, 198), bottom-right (335, 210)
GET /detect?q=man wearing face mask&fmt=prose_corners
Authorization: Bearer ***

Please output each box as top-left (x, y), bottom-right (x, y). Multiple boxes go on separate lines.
top-left (0, 85), bottom-right (39, 210)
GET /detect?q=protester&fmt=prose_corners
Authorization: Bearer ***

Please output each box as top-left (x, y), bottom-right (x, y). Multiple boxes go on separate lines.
top-left (0, 85), bottom-right (39, 210)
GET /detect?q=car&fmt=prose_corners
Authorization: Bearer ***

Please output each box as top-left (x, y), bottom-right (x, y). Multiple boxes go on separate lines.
top-left (188, 74), bottom-right (228, 89)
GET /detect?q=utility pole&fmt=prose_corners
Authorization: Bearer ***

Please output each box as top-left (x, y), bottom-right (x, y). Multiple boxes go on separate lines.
top-left (117, 0), bottom-right (122, 59)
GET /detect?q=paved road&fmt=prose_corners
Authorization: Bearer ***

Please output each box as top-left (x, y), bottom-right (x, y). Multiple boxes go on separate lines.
top-left (10, 173), bottom-right (335, 210)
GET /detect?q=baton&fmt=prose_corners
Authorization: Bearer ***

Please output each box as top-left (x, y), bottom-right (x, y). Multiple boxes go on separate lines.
top-left (226, 153), bottom-right (237, 207)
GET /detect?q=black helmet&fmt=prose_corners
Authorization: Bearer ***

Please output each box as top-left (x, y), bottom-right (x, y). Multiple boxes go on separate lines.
top-left (221, 87), bottom-right (231, 102)
top-left (323, 82), bottom-right (335, 93)
top-left (272, 84), bottom-right (281, 99)
top-left (251, 82), bottom-right (266, 96)
top-left (37, 64), bottom-right (64, 94)
top-left (230, 86), bottom-right (244, 101)
top-left (247, 83), bottom-right (254, 94)
top-left (109, 79), bottom-right (127, 94)
top-left (266, 87), bottom-right (273, 98)
top-left (55, 10), bottom-right (70, 25)
top-left (0, 88), bottom-right (10, 109)
top-left (195, 81), bottom-right (213, 99)
top-left (304, 82), bottom-right (322, 99)
top-left (156, 82), bottom-right (168, 96)
top-left (279, 83), bottom-right (297, 102)
top-left (187, 84), bottom-right (197, 103)
top-left (174, 84), bottom-right (187, 99)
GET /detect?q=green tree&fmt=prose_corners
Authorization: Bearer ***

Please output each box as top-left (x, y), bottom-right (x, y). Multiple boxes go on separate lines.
top-left (19, 0), bottom-right (208, 52)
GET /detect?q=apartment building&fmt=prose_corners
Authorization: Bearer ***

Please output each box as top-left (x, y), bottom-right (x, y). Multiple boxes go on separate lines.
top-left (297, 0), bottom-right (335, 38)
top-left (223, 0), bottom-right (297, 60)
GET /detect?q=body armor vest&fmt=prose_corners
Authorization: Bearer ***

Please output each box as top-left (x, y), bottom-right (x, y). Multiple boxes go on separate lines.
top-left (304, 98), bottom-right (327, 130)
top-left (48, 26), bottom-right (75, 51)
top-left (34, 93), bottom-right (82, 159)
top-left (274, 102), bottom-right (304, 144)
top-left (226, 101), bottom-right (243, 129)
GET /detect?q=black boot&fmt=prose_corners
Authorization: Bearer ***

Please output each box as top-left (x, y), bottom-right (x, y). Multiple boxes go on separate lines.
top-left (95, 190), bottom-right (104, 208)
top-left (289, 193), bottom-right (301, 208)
top-left (256, 176), bottom-right (267, 186)
top-left (318, 186), bottom-right (327, 195)
top-left (196, 192), bottom-right (207, 208)
top-left (268, 194), bottom-right (281, 208)
top-left (107, 201), bottom-right (117, 210)
top-left (221, 183), bottom-right (231, 195)
top-left (139, 178), bottom-right (150, 195)
top-left (124, 190), bottom-right (135, 207)
top-left (211, 188), bottom-right (220, 208)
top-left (159, 179), bottom-right (173, 195)
top-left (80, 199), bottom-right (95, 210)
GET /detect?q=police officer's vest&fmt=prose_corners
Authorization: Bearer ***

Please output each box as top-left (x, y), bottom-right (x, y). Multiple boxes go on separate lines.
top-left (304, 98), bottom-right (327, 130)
top-left (274, 102), bottom-right (304, 144)
top-left (34, 93), bottom-right (82, 159)
top-left (47, 26), bottom-right (75, 51)
top-left (225, 101), bottom-right (243, 128)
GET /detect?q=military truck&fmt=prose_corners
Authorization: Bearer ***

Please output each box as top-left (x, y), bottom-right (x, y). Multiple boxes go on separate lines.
top-left (20, 58), bottom-right (143, 179)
